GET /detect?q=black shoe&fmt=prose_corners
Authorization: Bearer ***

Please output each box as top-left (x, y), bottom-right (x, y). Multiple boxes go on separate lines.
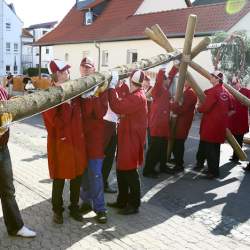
top-left (80, 203), bottom-right (92, 214)
top-left (53, 212), bottom-right (63, 224)
top-left (143, 172), bottom-right (159, 178)
top-left (107, 201), bottom-right (126, 209)
top-left (193, 164), bottom-right (204, 171)
top-left (118, 206), bottom-right (139, 215)
top-left (104, 186), bottom-right (117, 194)
top-left (96, 211), bottom-right (107, 224)
top-left (160, 167), bottom-right (175, 174)
top-left (202, 173), bottom-right (219, 180)
top-left (229, 157), bottom-right (240, 164)
top-left (70, 211), bottom-right (84, 222)
top-left (174, 165), bottom-right (184, 172)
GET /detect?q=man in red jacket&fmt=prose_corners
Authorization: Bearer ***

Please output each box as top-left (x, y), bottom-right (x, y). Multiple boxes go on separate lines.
top-left (107, 70), bottom-right (147, 215)
top-left (143, 66), bottom-right (178, 178)
top-left (228, 78), bottom-right (250, 164)
top-left (43, 59), bottom-right (87, 224)
top-left (79, 57), bottom-right (108, 223)
top-left (198, 71), bottom-right (233, 179)
top-left (170, 81), bottom-right (197, 172)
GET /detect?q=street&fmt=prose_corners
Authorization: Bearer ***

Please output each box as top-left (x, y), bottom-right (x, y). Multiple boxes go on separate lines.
top-left (1, 114), bottom-right (250, 249)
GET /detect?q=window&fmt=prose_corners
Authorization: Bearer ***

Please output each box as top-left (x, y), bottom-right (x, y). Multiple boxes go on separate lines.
top-left (102, 50), bottom-right (108, 66)
top-left (127, 50), bottom-right (138, 64)
top-left (6, 65), bottom-right (10, 72)
top-left (46, 47), bottom-right (50, 54)
top-left (14, 43), bottom-right (18, 52)
top-left (6, 43), bottom-right (10, 52)
top-left (6, 22), bottom-right (11, 30)
top-left (65, 53), bottom-right (69, 61)
top-left (42, 30), bottom-right (47, 35)
top-left (14, 65), bottom-right (18, 74)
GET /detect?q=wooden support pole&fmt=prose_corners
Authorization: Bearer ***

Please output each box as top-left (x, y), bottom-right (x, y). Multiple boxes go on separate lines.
top-left (189, 61), bottom-right (250, 107)
top-left (175, 14), bottom-right (197, 102)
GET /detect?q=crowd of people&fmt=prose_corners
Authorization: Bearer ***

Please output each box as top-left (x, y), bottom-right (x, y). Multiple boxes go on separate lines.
top-left (0, 56), bottom-right (250, 238)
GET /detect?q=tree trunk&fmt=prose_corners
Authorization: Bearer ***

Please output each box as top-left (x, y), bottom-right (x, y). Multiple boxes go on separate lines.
top-left (0, 52), bottom-right (179, 123)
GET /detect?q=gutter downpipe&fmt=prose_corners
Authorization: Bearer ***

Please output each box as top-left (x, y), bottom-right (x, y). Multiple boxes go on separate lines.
top-left (94, 41), bottom-right (100, 71)
top-left (38, 45), bottom-right (41, 79)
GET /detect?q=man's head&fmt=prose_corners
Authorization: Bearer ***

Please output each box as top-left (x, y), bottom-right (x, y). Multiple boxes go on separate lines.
top-left (210, 70), bottom-right (223, 86)
top-left (48, 59), bottom-right (70, 84)
top-left (80, 57), bottom-right (95, 77)
top-left (231, 76), bottom-right (241, 90)
top-left (130, 70), bottom-right (145, 89)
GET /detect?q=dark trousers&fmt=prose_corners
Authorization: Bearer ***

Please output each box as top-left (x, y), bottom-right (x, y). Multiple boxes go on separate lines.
top-left (143, 136), bottom-right (167, 174)
top-left (232, 134), bottom-right (244, 160)
top-left (0, 147), bottom-right (24, 235)
top-left (116, 169), bottom-right (141, 209)
top-left (52, 175), bottom-right (81, 214)
top-left (200, 141), bottom-right (221, 176)
top-left (173, 139), bottom-right (185, 167)
top-left (102, 121), bottom-right (117, 187)
top-left (196, 140), bottom-right (206, 167)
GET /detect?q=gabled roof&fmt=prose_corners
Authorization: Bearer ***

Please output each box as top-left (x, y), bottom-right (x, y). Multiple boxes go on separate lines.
top-left (26, 21), bottom-right (57, 30)
top-left (35, 0), bottom-right (250, 46)
top-left (22, 28), bottom-right (33, 38)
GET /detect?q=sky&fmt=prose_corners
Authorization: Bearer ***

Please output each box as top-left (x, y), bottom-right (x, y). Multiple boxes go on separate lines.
top-left (5, 0), bottom-right (196, 28)
top-left (5, 0), bottom-right (76, 27)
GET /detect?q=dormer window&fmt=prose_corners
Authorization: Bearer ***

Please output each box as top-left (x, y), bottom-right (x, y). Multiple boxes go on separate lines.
top-left (85, 10), bottom-right (93, 25)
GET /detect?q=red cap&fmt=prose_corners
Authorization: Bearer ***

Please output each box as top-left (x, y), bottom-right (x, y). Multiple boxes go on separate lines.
top-left (130, 70), bottom-right (145, 85)
top-left (48, 59), bottom-right (70, 74)
top-left (80, 57), bottom-right (94, 68)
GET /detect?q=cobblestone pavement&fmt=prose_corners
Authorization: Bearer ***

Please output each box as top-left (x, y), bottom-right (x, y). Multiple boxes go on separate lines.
top-left (1, 115), bottom-right (250, 249)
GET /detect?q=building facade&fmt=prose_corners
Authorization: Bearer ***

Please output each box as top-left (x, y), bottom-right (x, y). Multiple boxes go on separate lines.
top-left (26, 21), bottom-right (57, 68)
top-left (0, 1), bottom-right (22, 76)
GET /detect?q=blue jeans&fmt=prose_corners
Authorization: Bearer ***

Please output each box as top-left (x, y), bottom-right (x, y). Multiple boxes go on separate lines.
top-left (80, 159), bottom-right (106, 212)
top-left (0, 146), bottom-right (24, 235)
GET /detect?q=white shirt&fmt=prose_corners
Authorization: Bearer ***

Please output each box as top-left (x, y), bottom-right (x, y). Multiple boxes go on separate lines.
top-left (104, 103), bottom-right (118, 123)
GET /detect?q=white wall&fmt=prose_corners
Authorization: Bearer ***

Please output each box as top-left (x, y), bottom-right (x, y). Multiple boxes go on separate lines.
top-left (229, 11), bottom-right (250, 35)
top-left (53, 37), bottom-right (214, 90)
top-left (135, 0), bottom-right (187, 15)
top-left (0, 0), bottom-right (23, 76)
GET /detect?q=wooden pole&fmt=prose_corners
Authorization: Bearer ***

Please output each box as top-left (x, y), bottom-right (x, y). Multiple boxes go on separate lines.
top-left (175, 14), bottom-right (197, 102)
top-left (0, 52), bottom-right (177, 123)
top-left (189, 61), bottom-right (250, 107)
top-left (145, 25), bottom-right (247, 161)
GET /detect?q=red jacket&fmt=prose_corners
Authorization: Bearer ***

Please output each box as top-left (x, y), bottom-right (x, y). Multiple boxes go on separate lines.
top-left (229, 88), bottom-right (250, 135)
top-left (42, 97), bottom-right (87, 179)
top-left (81, 91), bottom-right (108, 159)
top-left (149, 66), bottom-right (178, 138)
top-left (109, 87), bottom-right (147, 170)
top-left (171, 87), bottom-right (197, 139)
top-left (198, 83), bottom-right (233, 143)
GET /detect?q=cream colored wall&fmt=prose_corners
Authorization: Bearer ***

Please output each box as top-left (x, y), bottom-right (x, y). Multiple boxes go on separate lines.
top-left (135, 0), bottom-right (187, 15)
top-left (53, 37), bottom-right (215, 90)
top-left (229, 12), bottom-right (250, 35)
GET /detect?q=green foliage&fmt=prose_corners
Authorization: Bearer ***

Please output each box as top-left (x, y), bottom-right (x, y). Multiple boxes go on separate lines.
top-left (211, 30), bottom-right (250, 85)
top-left (23, 67), bottom-right (49, 77)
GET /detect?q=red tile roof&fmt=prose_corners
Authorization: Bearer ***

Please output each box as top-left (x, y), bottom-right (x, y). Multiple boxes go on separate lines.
top-left (36, 1), bottom-right (250, 46)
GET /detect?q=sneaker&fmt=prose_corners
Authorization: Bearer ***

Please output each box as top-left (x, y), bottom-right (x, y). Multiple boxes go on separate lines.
top-left (53, 212), bottom-right (63, 224)
top-left (118, 206), bottom-right (139, 215)
top-left (243, 163), bottom-right (250, 171)
top-left (202, 173), bottom-right (219, 180)
top-left (96, 211), bottom-right (107, 224)
top-left (15, 226), bottom-right (36, 238)
top-left (80, 203), bottom-right (92, 214)
top-left (70, 211), bottom-right (84, 222)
